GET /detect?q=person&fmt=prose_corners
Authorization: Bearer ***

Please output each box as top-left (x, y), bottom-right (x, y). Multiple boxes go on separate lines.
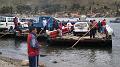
top-left (13, 17), bottom-right (18, 29)
top-left (27, 26), bottom-right (40, 67)
top-left (43, 18), bottom-right (47, 28)
top-left (89, 20), bottom-right (97, 38)
top-left (67, 21), bottom-right (73, 34)
top-left (28, 21), bottom-right (33, 30)
top-left (15, 23), bottom-right (22, 36)
top-left (9, 26), bottom-right (14, 33)
top-left (93, 20), bottom-right (98, 33)
top-left (42, 18), bottom-right (47, 32)
top-left (101, 19), bottom-right (106, 34)
top-left (98, 21), bottom-right (102, 33)
top-left (58, 22), bottom-right (63, 36)
top-left (16, 23), bottom-right (22, 32)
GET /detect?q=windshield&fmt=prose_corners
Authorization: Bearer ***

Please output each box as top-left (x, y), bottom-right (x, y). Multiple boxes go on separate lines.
top-left (75, 23), bottom-right (88, 29)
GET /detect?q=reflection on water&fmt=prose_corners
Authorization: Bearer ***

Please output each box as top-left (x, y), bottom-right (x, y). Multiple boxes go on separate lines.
top-left (42, 47), bottom-right (112, 67)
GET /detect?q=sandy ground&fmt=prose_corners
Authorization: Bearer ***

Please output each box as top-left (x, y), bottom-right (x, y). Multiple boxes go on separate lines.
top-left (0, 56), bottom-right (27, 67)
top-left (0, 60), bottom-right (18, 67)
top-left (0, 56), bottom-right (44, 67)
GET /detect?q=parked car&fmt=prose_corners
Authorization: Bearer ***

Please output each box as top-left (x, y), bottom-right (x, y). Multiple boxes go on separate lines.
top-left (0, 16), bottom-right (15, 32)
top-left (19, 18), bottom-right (35, 28)
top-left (73, 21), bottom-right (89, 36)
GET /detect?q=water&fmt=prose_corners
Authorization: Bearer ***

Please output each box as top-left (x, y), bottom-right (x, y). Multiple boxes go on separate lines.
top-left (0, 18), bottom-right (119, 67)
top-left (111, 23), bottom-right (120, 67)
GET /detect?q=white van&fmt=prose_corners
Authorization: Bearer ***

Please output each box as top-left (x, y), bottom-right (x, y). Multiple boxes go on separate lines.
top-left (73, 21), bottom-right (89, 36)
top-left (0, 16), bottom-right (15, 32)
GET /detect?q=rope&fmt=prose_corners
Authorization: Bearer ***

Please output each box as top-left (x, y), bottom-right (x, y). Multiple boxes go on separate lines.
top-left (71, 22), bottom-right (98, 48)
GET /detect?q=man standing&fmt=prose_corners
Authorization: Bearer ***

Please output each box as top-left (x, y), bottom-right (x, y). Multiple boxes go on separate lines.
top-left (89, 20), bottom-right (97, 38)
top-left (101, 19), bottom-right (106, 34)
top-left (13, 17), bottom-right (18, 29)
top-left (27, 26), bottom-right (40, 67)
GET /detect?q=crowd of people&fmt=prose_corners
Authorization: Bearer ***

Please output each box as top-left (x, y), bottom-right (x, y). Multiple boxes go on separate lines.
top-left (89, 19), bottom-right (107, 39)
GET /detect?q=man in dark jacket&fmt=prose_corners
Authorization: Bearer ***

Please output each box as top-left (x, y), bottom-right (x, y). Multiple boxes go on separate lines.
top-left (27, 26), bottom-right (40, 67)
top-left (89, 20), bottom-right (97, 38)
top-left (13, 17), bottom-right (18, 29)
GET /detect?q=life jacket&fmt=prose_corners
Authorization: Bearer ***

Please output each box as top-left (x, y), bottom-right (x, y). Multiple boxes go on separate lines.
top-left (27, 33), bottom-right (39, 56)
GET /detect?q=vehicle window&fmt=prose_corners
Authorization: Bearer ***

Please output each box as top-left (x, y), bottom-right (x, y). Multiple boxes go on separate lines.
top-left (75, 23), bottom-right (87, 28)
top-left (28, 19), bottom-right (36, 23)
top-left (8, 18), bottom-right (14, 22)
top-left (0, 17), bottom-right (6, 22)
top-left (20, 19), bottom-right (26, 22)
top-left (33, 17), bottom-right (39, 23)
top-left (81, 23), bottom-right (87, 27)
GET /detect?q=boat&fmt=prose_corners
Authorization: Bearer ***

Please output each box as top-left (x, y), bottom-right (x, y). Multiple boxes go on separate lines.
top-left (110, 18), bottom-right (120, 23)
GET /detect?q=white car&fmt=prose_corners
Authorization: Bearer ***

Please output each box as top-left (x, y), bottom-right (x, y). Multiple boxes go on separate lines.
top-left (0, 16), bottom-right (15, 32)
top-left (73, 21), bottom-right (89, 36)
top-left (19, 18), bottom-right (29, 28)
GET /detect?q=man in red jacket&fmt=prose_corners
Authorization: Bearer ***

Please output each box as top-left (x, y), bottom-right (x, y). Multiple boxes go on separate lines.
top-left (101, 19), bottom-right (106, 34)
top-left (27, 26), bottom-right (40, 67)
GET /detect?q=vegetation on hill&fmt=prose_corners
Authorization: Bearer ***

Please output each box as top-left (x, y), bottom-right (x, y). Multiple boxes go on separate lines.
top-left (0, 0), bottom-right (120, 17)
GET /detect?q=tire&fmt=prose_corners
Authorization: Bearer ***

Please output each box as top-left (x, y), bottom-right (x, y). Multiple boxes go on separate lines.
top-left (108, 35), bottom-right (112, 40)
top-left (73, 32), bottom-right (76, 36)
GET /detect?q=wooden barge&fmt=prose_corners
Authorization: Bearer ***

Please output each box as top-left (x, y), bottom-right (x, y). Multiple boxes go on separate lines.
top-left (49, 34), bottom-right (112, 47)
top-left (0, 31), bottom-right (112, 48)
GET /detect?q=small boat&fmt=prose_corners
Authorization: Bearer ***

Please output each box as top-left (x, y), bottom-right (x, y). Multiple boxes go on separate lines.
top-left (110, 18), bottom-right (120, 23)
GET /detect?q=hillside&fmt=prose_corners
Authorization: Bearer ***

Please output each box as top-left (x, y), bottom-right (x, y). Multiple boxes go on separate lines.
top-left (0, 0), bottom-right (120, 17)
top-left (0, 0), bottom-right (117, 6)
